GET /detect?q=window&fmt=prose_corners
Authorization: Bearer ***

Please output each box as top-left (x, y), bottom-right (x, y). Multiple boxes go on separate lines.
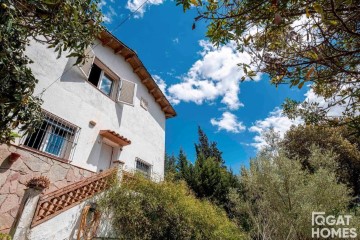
top-left (22, 110), bottom-right (80, 160)
top-left (88, 63), bottom-right (114, 96)
top-left (135, 158), bottom-right (151, 178)
top-left (78, 47), bottom-right (137, 105)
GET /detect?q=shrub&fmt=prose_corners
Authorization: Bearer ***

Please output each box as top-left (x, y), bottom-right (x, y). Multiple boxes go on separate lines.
top-left (229, 148), bottom-right (356, 239)
top-left (99, 175), bottom-right (245, 240)
top-left (0, 232), bottom-right (11, 240)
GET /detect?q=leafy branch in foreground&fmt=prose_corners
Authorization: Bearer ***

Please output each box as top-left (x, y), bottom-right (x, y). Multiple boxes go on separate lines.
top-left (0, 0), bottom-right (103, 143)
top-left (177, 0), bottom-right (360, 132)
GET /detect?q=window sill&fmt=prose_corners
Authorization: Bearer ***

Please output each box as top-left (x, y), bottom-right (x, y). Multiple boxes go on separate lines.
top-left (14, 144), bottom-right (96, 173)
top-left (17, 145), bottom-right (71, 164)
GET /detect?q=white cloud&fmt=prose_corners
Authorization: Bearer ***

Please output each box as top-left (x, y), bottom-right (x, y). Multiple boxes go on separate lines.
top-left (249, 84), bottom-right (354, 151)
top-left (211, 112), bottom-right (246, 133)
top-left (108, 6), bottom-right (117, 16)
top-left (172, 38), bottom-right (179, 44)
top-left (152, 74), bottom-right (178, 104)
top-left (97, 0), bottom-right (117, 23)
top-left (168, 40), bottom-right (261, 110)
top-left (304, 88), bottom-right (347, 117)
top-left (126, 0), bottom-right (165, 18)
top-left (102, 15), bottom-right (111, 23)
top-left (249, 108), bottom-right (303, 151)
top-left (152, 75), bottom-right (167, 94)
top-left (102, 6), bottom-right (117, 23)
top-left (98, 0), bottom-right (107, 9)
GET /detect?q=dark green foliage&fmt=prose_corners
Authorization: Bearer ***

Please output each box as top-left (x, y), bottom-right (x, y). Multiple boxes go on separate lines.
top-left (0, 2), bottom-right (43, 143)
top-left (195, 126), bottom-right (224, 165)
top-left (189, 154), bottom-right (239, 205)
top-left (0, 0), bottom-right (102, 143)
top-left (166, 127), bottom-right (239, 207)
top-left (99, 175), bottom-right (245, 240)
top-left (164, 153), bottom-right (177, 177)
top-left (176, 148), bottom-right (192, 181)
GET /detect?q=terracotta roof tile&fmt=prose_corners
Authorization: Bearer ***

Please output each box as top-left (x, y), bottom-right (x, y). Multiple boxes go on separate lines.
top-left (100, 130), bottom-right (131, 146)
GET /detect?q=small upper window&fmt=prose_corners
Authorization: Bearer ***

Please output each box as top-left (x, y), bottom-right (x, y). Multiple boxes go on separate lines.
top-left (22, 110), bottom-right (80, 160)
top-left (88, 63), bottom-right (114, 96)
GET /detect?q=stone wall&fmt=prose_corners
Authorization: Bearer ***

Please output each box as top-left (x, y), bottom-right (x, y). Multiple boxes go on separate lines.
top-left (0, 144), bottom-right (95, 234)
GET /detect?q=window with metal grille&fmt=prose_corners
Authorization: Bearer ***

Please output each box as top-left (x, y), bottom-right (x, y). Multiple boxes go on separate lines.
top-left (21, 110), bottom-right (80, 160)
top-left (135, 158), bottom-right (151, 178)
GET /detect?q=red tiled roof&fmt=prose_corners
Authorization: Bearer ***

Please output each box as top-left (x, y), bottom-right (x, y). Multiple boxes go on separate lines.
top-left (100, 130), bottom-right (131, 146)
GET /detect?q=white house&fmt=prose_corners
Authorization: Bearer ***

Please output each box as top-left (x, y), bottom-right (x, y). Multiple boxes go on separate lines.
top-left (0, 30), bottom-right (176, 236)
top-left (18, 30), bottom-right (176, 178)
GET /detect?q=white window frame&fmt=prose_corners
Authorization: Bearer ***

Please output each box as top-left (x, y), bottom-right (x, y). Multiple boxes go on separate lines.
top-left (96, 70), bottom-right (114, 96)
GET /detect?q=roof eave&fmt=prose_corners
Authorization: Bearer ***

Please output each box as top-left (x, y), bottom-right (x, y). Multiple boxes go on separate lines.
top-left (98, 30), bottom-right (177, 119)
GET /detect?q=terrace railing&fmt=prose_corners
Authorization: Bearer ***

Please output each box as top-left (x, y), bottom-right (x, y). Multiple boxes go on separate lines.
top-left (31, 168), bottom-right (116, 227)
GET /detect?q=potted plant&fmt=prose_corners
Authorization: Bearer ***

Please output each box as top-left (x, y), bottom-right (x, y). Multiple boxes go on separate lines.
top-left (26, 176), bottom-right (50, 190)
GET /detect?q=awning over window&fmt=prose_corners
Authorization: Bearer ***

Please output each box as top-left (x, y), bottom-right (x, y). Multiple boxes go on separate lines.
top-left (100, 130), bottom-right (131, 146)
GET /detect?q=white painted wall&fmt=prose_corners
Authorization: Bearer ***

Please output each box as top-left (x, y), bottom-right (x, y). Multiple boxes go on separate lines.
top-left (28, 197), bottom-right (116, 240)
top-left (29, 201), bottom-right (87, 240)
top-left (23, 40), bottom-right (166, 178)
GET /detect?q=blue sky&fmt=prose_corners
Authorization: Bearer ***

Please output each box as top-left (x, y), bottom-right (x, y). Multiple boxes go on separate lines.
top-left (100, 0), bottom-right (310, 172)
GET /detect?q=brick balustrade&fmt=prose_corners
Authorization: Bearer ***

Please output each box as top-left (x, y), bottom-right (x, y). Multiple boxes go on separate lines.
top-left (31, 168), bottom-right (116, 227)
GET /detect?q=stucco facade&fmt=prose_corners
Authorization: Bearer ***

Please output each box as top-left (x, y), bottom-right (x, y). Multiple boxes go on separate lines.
top-left (1, 33), bottom-right (175, 236)
top-left (16, 37), bottom-right (173, 178)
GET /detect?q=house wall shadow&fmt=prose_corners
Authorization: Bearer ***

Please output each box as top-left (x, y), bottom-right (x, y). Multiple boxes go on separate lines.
top-left (60, 57), bottom-right (86, 83)
top-left (0, 155), bottom-right (12, 174)
top-left (85, 135), bottom-right (102, 171)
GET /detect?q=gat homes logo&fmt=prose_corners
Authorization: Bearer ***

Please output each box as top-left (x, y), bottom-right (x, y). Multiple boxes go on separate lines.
top-left (312, 212), bottom-right (357, 239)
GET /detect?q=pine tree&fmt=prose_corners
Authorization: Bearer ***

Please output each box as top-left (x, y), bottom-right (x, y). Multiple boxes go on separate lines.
top-left (195, 127), bottom-right (211, 159)
top-left (164, 153), bottom-right (177, 177)
top-left (174, 128), bottom-right (239, 207)
top-left (195, 126), bottom-right (224, 165)
top-left (177, 148), bottom-right (192, 182)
